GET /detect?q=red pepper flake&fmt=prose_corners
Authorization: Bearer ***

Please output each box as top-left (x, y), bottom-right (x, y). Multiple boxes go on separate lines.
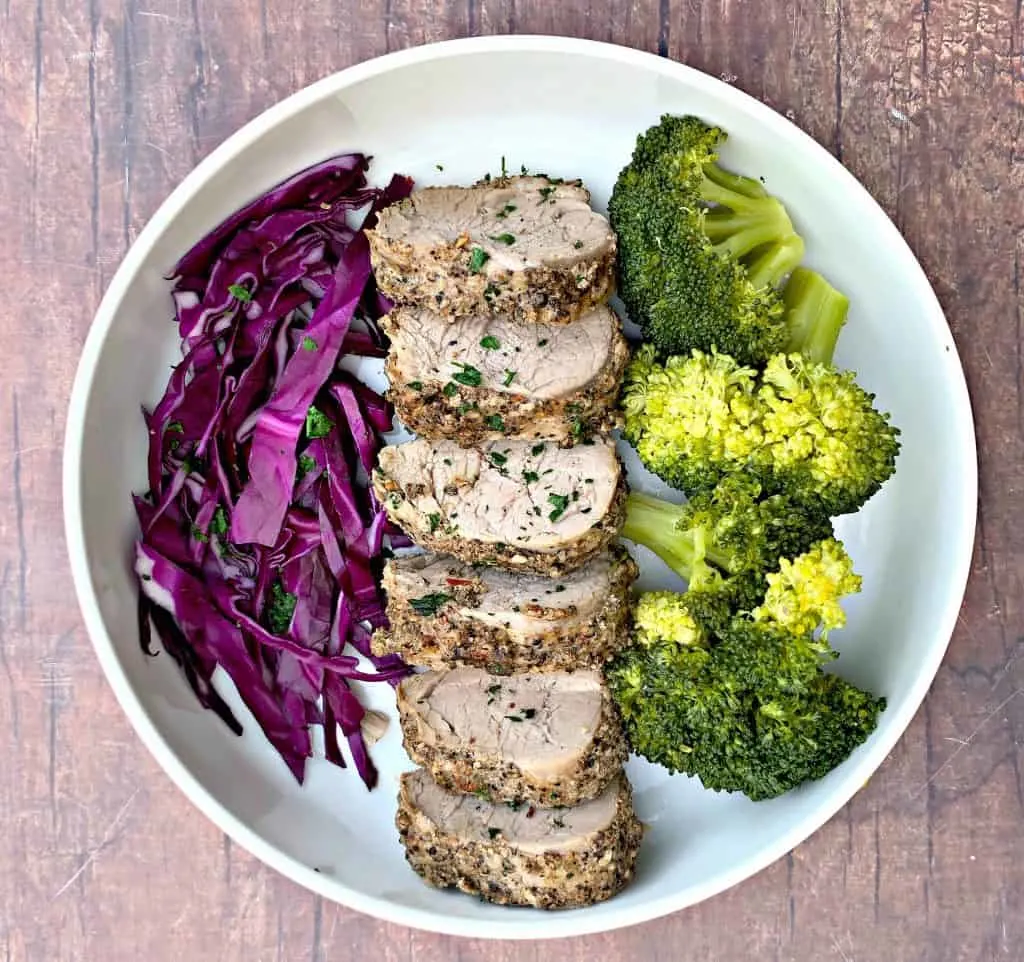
top-left (526, 806), bottom-right (536, 819)
top-left (446, 577), bottom-right (474, 586)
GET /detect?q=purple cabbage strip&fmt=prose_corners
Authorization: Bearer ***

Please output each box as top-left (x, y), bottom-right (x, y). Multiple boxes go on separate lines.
top-left (231, 235), bottom-right (372, 547)
top-left (135, 155), bottom-right (412, 789)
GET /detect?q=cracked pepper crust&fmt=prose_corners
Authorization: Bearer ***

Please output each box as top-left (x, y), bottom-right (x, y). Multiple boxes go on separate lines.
top-left (373, 471), bottom-right (629, 577)
top-left (384, 321), bottom-right (630, 445)
top-left (396, 774), bottom-right (644, 910)
top-left (396, 676), bottom-right (629, 807)
top-left (371, 547), bottom-right (639, 673)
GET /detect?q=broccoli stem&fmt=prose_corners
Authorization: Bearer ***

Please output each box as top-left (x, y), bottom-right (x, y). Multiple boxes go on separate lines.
top-left (621, 492), bottom-right (729, 584)
top-left (700, 169), bottom-right (804, 290)
top-left (782, 267), bottom-right (850, 365)
top-left (746, 236), bottom-right (806, 290)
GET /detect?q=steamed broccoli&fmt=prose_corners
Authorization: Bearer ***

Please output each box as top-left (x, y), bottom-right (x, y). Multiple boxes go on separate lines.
top-left (608, 114), bottom-right (849, 366)
top-left (621, 475), bottom-right (834, 619)
top-left (622, 345), bottom-right (900, 516)
top-left (607, 542), bottom-right (883, 801)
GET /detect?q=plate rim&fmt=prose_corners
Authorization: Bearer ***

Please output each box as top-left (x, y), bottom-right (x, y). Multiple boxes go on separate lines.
top-left (62, 34), bottom-right (979, 939)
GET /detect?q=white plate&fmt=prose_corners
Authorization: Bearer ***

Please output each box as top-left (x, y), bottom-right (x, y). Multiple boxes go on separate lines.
top-left (63, 36), bottom-right (978, 939)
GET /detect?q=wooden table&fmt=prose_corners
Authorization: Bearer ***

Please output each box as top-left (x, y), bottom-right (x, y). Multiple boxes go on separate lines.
top-left (1, 1), bottom-right (1020, 959)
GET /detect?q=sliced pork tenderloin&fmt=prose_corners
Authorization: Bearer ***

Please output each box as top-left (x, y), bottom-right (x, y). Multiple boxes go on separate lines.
top-left (383, 303), bottom-right (629, 444)
top-left (396, 667), bottom-right (628, 807)
top-left (396, 768), bottom-right (643, 910)
top-left (366, 176), bottom-right (616, 325)
top-left (372, 547), bottom-right (638, 673)
top-left (372, 437), bottom-right (626, 575)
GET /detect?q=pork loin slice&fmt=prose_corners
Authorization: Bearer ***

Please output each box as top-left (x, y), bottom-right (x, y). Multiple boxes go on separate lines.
top-left (372, 438), bottom-right (626, 575)
top-left (366, 176), bottom-right (616, 325)
top-left (396, 667), bottom-right (628, 806)
top-left (397, 768), bottom-right (643, 910)
top-left (373, 547), bottom-right (638, 673)
top-left (384, 303), bottom-right (629, 444)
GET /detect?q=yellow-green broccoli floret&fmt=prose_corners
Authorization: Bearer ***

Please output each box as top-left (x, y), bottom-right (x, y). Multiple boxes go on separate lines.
top-left (752, 538), bottom-right (862, 638)
top-left (623, 345), bottom-right (901, 516)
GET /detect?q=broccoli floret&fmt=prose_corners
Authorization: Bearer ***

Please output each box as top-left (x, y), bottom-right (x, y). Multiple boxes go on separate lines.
top-left (621, 475), bottom-right (834, 616)
top-left (609, 115), bottom-right (847, 367)
top-left (607, 542), bottom-right (883, 801)
top-left (622, 345), bottom-right (901, 516)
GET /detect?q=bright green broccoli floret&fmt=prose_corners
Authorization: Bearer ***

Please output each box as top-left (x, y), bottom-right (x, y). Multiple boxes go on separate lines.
top-left (609, 114), bottom-right (848, 367)
top-left (621, 475), bottom-right (834, 617)
top-left (607, 541), bottom-right (883, 801)
top-left (622, 345), bottom-right (901, 516)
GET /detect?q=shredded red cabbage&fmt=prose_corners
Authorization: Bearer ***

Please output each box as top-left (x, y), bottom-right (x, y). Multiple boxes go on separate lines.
top-left (134, 154), bottom-right (414, 788)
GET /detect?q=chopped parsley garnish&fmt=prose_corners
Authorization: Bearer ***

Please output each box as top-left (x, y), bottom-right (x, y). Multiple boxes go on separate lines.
top-left (409, 592), bottom-right (452, 616)
top-left (485, 414), bottom-right (505, 431)
top-left (531, 443), bottom-right (546, 456)
top-left (505, 714), bottom-right (524, 723)
top-left (297, 453), bottom-right (319, 479)
top-left (435, 163), bottom-right (444, 171)
top-left (500, 155), bottom-right (508, 178)
top-left (301, 335), bottom-right (318, 351)
top-left (469, 247), bottom-right (490, 273)
top-left (305, 405), bottom-right (334, 439)
top-left (522, 708), bottom-right (536, 719)
top-left (480, 335), bottom-right (501, 350)
top-left (495, 203), bottom-right (517, 219)
top-left (488, 827), bottom-right (503, 839)
top-left (427, 512), bottom-right (442, 533)
top-left (166, 421), bottom-right (184, 434)
top-left (228, 283), bottom-right (252, 302)
top-left (488, 451), bottom-right (508, 467)
top-left (554, 585), bottom-right (566, 593)
top-left (443, 381), bottom-right (459, 398)
top-left (573, 240), bottom-right (584, 249)
top-left (452, 363), bottom-right (483, 387)
top-left (537, 338), bottom-right (549, 347)
top-left (484, 283), bottom-right (500, 301)
top-left (458, 401), bottom-right (478, 415)
top-left (502, 369), bottom-right (517, 387)
top-left (547, 493), bottom-right (570, 522)
top-left (539, 186), bottom-right (556, 202)
top-left (408, 380), bottom-right (424, 391)
top-left (522, 470), bottom-right (540, 483)
top-left (209, 506), bottom-right (229, 538)
top-left (266, 581), bottom-right (297, 635)
top-left (190, 523), bottom-right (209, 544)
top-left (488, 233), bottom-right (516, 245)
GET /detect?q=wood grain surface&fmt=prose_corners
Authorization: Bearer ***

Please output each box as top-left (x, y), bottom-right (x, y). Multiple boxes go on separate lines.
top-left (0, 1), bottom-right (1021, 959)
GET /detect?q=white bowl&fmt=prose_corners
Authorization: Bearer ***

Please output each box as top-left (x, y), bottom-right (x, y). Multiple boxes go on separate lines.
top-left (63, 36), bottom-right (978, 939)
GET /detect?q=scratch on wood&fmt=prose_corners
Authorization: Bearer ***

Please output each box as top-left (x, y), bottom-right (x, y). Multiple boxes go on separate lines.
top-left (310, 895), bottom-right (323, 962)
top-left (136, 10), bottom-right (189, 25)
top-left (831, 934), bottom-right (853, 962)
top-left (11, 391), bottom-right (27, 630)
top-left (48, 660), bottom-right (57, 828)
top-left (872, 806), bottom-right (881, 923)
top-left (222, 832), bottom-right (232, 885)
top-left (88, 0), bottom-right (99, 277)
top-left (52, 788), bottom-right (140, 899)
top-left (121, 8), bottom-right (135, 247)
top-left (834, 0), bottom-right (843, 160)
top-left (914, 688), bottom-right (1024, 798)
top-left (786, 852), bottom-right (795, 937)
